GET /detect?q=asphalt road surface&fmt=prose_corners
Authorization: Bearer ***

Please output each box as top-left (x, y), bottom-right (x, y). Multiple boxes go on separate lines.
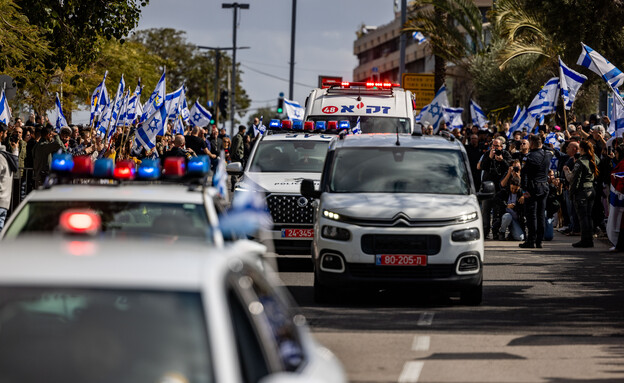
top-left (276, 232), bottom-right (624, 383)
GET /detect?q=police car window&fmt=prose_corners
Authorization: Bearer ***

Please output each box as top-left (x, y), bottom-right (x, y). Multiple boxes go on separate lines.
top-left (4, 201), bottom-right (213, 242)
top-left (330, 148), bottom-right (470, 194)
top-left (0, 287), bottom-right (213, 382)
top-left (249, 140), bottom-right (329, 173)
top-left (306, 116), bottom-right (410, 133)
top-left (242, 267), bottom-right (305, 372)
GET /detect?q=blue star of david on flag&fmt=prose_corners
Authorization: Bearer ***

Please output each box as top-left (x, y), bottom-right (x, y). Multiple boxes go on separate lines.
top-left (148, 117), bottom-right (160, 133)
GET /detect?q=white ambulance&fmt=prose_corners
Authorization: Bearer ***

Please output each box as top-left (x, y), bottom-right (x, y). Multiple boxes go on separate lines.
top-left (303, 81), bottom-right (416, 134)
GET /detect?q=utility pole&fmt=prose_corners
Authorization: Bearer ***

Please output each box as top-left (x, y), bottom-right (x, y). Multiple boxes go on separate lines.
top-left (197, 45), bottom-right (249, 125)
top-left (399, 0), bottom-right (407, 83)
top-left (289, 0), bottom-right (297, 100)
top-left (222, 2), bottom-right (249, 132)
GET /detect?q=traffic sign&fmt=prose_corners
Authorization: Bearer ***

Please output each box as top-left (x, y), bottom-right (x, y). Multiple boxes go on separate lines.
top-left (402, 73), bottom-right (435, 110)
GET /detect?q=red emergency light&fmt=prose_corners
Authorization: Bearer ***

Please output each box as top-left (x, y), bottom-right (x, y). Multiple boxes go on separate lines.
top-left (72, 156), bottom-right (94, 176)
top-left (113, 160), bottom-right (136, 180)
top-left (59, 209), bottom-right (101, 235)
top-left (327, 121), bottom-right (338, 130)
top-left (281, 120), bottom-right (293, 130)
top-left (303, 121), bottom-right (315, 131)
top-left (163, 157), bottom-right (186, 178)
top-left (322, 81), bottom-right (401, 89)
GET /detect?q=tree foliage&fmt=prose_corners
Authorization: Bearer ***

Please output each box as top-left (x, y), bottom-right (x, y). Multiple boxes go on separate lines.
top-left (15, 0), bottom-right (149, 70)
top-left (131, 28), bottom-right (251, 124)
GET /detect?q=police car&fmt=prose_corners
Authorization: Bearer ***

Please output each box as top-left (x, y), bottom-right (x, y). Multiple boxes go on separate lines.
top-left (0, 238), bottom-right (346, 382)
top-left (301, 132), bottom-right (495, 305)
top-left (304, 81), bottom-right (416, 134)
top-left (1, 155), bottom-right (262, 252)
top-left (227, 120), bottom-right (335, 255)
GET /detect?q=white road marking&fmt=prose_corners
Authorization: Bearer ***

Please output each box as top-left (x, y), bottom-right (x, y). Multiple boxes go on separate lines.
top-left (417, 312), bottom-right (435, 326)
top-left (398, 361), bottom-right (424, 383)
top-left (411, 335), bottom-right (430, 351)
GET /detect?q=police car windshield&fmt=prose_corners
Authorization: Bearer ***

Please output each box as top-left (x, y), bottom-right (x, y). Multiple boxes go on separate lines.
top-left (0, 287), bottom-right (213, 381)
top-left (329, 148), bottom-right (470, 194)
top-left (4, 201), bottom-right (213, 242)
top-left (307, 116), bottom-right (410, 134)
top-left (249, 139), bottom-right (329, 173)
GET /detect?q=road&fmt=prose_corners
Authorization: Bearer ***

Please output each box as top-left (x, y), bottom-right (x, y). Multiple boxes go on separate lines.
top-left (276, 233), bottom-right (624, 383)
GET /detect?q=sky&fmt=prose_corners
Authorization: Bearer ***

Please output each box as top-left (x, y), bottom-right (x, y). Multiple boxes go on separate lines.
top-left (132, 0), bottom-right (399, 125)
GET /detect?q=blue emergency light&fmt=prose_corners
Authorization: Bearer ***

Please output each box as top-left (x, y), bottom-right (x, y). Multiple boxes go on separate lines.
top-left (93, 158), bottom-right (114, 178)
top-left (292, 120), bottom-right (303, 130)
top-left (338, 120), bottom-right (350, 130)
top-left (315, 121), bottom-right (326, 131)
top-left (51, 154), bottom-right (74, 173)
top-left (269, 119), bottom-right (281, 129)
top-left (187, 155), bottom-right (211, 175)
top-left (137, 159), bottom-right (161, 179)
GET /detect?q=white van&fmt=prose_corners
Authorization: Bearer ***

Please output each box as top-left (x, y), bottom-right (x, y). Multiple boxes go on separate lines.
top-left (303, 81), bottom-right (415, 134)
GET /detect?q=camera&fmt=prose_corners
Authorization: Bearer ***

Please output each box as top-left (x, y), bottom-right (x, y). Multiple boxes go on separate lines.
top-left (574, 153), bottom-right (580, 159)
top-left (9, 134), bottom-right (19, 144)
top-left (513, 166), bottom-right (520, 172)
top-left (495, 149), bottom-right (503, 156)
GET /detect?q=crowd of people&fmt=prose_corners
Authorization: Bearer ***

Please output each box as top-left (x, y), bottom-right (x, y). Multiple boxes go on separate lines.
top-left (0, 113), bottom-right (267, 230)
top-left (431, 113), bottom-right (622, 250)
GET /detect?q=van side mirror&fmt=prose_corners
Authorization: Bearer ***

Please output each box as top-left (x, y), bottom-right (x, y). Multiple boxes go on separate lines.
top-left (300, 179), bottom-right (321, 199)
top-left (226, 162), bottom-right (243, 175)
top-left (477, 181), bottom-right (495, 201)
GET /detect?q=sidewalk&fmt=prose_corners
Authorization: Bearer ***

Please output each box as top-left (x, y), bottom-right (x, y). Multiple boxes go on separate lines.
top-left (485, 229), bottom-right (612, 253)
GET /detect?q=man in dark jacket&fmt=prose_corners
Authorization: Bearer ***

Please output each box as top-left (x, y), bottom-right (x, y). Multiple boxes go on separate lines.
top-left (478, 137), bottom-right (512, 239)
top-left (520, 134), bottom-right (552, 248)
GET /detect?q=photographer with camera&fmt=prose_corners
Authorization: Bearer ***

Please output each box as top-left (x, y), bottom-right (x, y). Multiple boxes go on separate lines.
top-left (479, 137), bottom-right (512, 239)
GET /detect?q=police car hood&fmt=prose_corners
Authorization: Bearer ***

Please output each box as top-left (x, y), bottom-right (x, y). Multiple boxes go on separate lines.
top-left (239, 172), bottom-right (321, 194)
top-left (322, 193), bottom-right (479, 221)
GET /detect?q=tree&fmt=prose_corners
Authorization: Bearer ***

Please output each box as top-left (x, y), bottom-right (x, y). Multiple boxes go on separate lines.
top-left (15, 0), bottom-right (150, 71)
top-left (404, 0), bottom-right (490, 89)
top-left (131, 28), bottom-right (251, 124)
top-left (0, 0), bottom-right (51, 77)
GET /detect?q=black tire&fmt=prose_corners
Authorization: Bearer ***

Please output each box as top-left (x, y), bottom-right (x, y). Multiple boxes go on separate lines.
top-left (460, 283), bottom-right (483, 305)
top-left (313, 272), bottom-right (333, 304)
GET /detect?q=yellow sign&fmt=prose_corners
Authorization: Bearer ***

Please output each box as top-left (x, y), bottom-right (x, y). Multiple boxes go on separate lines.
top-left (402, 73), bottom-right (435, 110)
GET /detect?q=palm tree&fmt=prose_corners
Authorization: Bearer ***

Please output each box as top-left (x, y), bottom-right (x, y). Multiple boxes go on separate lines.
top-left (403, 0), bottom-right (490, 89)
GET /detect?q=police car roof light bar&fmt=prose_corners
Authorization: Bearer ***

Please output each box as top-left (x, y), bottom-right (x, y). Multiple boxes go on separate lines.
top-left (303, 121), bottom-right (314, 131)
top-left (114, 160), bottom-right (136, 180)
top-left (72, 156), bottom-right (93, 176)
top-left (51, 153), bottom-right (74, 173)
top-left (137, 159), bottom-right (161, 180)
top-left (163, 157), bottom-right (186, 178)
top-left (315, 121), bottom-right (327, 131)
top-left (187, 155), bottom-right (211, 176)
top-left (281, 120), bottom-right (293, 130)
top-left (327, 120), bottom-right (338, 130)
top-left (93, 158), bottom-right (115, 178)
top-left (338, 120), bottom-right (350, 129)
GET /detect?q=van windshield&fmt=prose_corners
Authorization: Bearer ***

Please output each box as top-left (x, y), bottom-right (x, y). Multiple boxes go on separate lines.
top-left (329, 147), bottom-right (470, 194)
top-left (306, 116), bottom-right (411, 134)
top-left (249, 140), bottom-right (330, 173)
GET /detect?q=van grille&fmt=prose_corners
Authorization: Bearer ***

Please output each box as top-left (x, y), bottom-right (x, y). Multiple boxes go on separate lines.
top-left (361, 234), bottom-right (441, 255)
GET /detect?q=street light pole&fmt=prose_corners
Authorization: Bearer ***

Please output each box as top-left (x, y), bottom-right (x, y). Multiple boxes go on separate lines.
top-left (222, 2), bottom-right (249, 132)
top-left (399, 0), bottom-right (407, 83)
top-left (289, 0), bottom-right (297, 100)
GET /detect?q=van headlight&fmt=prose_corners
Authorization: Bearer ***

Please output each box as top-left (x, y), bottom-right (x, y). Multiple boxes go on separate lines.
top-left (321, 225), bottom-right (350, 241)
top-left (322, 209), bottom-right (341, 221)
top-left (452, 228), bottom-right (480, 242)
top-left (456, 212), bottom-right (478, 224)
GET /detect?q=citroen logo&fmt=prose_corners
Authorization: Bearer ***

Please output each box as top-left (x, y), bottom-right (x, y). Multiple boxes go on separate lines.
top-left (297, 196), bottom-right (309, 207)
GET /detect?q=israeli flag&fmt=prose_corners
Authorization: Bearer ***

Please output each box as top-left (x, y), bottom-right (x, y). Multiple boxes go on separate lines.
top-left (124, 81), bottom-right (142, 126)
top-left (507, 106), bottom-right (522, 139)
top-left (545, 132), bottom-right (563, 149)
top-left (284, 98), bottom-right (304, 121)
top-left (212, 151), bottom-right (229, 199)
top-left (444, 107), bottom-right (464, 130)
top-left (609, 91), bottom-right (624, 138)
top-left (165, 85), bottom-right (185, 120)
top-left (106, 75), bottom-right (125, 138)
top-left (352, 116), bottom-right (362, 134)
top-left (135, 71), bottom-right (167, 151)
top-left (253, 116), bottom-right (267, 136)
top-left (115, 90), bottom-right (130, 129)
top-left (559, 57), bottom-right (587, 110)
top-left (469, 100), bottom-right (488, 129)
top-left (168, 86), bottom-right (187, 135)
top-left (181, 97), bottom-right (190, 123)
top-left (54, 93), bottom-right (68, 132)
top-left (577, 43), bottom-right (624, 89)
top-left (412, 31), bottom-right (426, 44)
top-left (220, 190), bottom-right (273, 236)
top-left (189, 99), bottom-right (212, 127)
top-left (141, 70), bottom-right (166, 123)
top-left (415, 85), bottom-right (449, 133)
top-left (509, 106), bottom-right (536, 135)
top-left (96, 102), bottom-right (112, 137)
top-left (528, 77), bottom-right (559, 117)
top-left (0, 88), bottom-right (11, 125)
top-left (172, 112), bottom-right (185, 136)
top-left (89, 71), bottom-right (108, 125)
